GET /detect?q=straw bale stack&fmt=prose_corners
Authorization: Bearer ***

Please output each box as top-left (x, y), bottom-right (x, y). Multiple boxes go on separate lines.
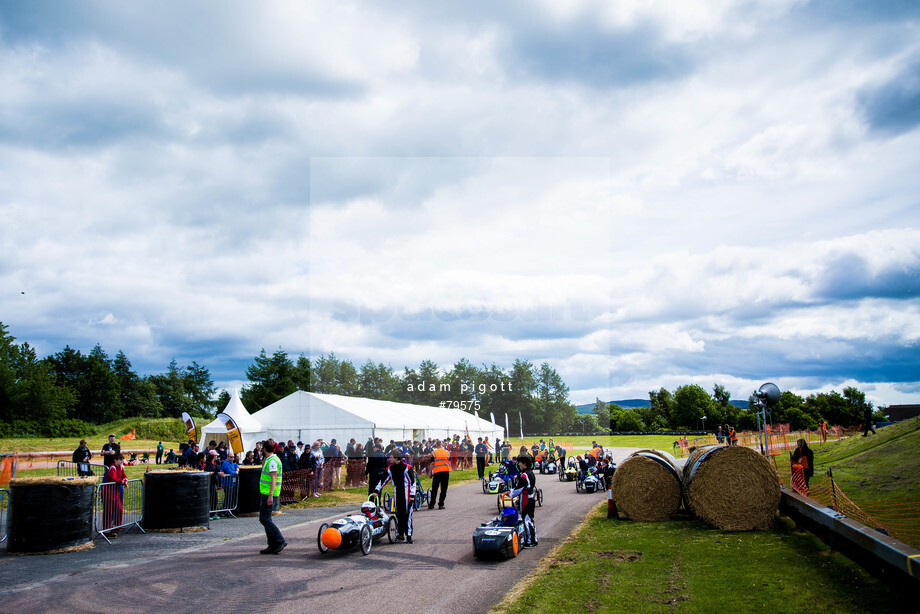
top-left (610, 449), bottom-right (683, 521)
top-left (683, 445), bottom-right (780, 531)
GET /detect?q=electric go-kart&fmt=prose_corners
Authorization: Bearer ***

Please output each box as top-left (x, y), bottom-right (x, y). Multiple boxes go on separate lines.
top-left (575, 466), bottom-right (604, 494)
top-left (482, 460), bottom-right (517, 494)
top-left (473, 506), bottom-right (526, 559)
top-left (497, 487), bottom-right (543, 514)
top-left (317, 495), bottom-right (396, 556)
top-left (558, 459), bottom-right (577, 482)
top-left (539, 458), bottom-right (557, 475)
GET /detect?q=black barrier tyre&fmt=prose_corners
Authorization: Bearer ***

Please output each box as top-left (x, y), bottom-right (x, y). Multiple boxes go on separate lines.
top-left (360, 524), bottom-right (372, 555)
top-left (482, 479), bottom-right (489, 494)
top-left (536, 489), bottom-right (543, 507)
top-left (387, 517), bottom-right (396, 543)
top-left (317, 522), bottom-right (330, 554)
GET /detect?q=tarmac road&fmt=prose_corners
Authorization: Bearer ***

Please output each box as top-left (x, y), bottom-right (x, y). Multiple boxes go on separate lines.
top-left (0, 449), bottom-right (642, 613)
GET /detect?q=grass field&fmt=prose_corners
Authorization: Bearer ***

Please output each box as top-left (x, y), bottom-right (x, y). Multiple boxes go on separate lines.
top-left (0, 417), bottom-right (188, 455)
top-left (493, 505), bottom-right (914, 614)
top-left (807, 417), bottom-right (920, 502)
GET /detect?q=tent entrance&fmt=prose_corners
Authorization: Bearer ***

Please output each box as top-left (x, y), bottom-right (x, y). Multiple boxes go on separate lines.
top-left (413, 429), bottom-right (425, 442)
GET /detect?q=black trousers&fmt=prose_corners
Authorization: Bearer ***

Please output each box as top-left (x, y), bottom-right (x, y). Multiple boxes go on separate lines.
top-left (368, 472), bottom-right (386, 496)
top-left (430, 471), bottom-right (449, 507)
top-left (476, 457), bottom-right (486, 480)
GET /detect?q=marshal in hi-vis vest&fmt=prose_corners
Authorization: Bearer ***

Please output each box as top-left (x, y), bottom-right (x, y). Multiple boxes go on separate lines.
top-left (260, 454), bottom-right (282, 496)
top-left (432, 447), bottom-right (450, 473)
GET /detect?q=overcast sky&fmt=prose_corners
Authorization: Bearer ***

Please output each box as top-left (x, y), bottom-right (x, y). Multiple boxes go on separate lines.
top-left (1, 1), bottom-right (918, 407)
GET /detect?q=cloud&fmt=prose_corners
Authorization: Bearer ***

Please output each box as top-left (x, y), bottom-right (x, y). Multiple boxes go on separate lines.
top-left (0, 0), bottom-right (918, 409)
top-left (858, 59), bottom-right (920, 137)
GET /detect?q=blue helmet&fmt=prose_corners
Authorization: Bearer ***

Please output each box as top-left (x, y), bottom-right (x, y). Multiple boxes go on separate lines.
top-left (500, 507), bottom-right (518, 526)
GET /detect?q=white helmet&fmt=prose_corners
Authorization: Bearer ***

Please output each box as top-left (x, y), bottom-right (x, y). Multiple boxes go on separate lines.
top-left (360, 501), bottom-right (375, 516)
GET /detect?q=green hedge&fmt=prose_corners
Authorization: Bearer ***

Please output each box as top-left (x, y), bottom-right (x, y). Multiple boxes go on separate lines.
top-left (0, 418), bottom-right (94, 438)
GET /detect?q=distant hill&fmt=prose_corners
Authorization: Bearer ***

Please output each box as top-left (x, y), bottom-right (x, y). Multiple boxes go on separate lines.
top-left (577, 399), bottom-right (749, 414)
top-left (576, 400), bottom-right (649, 414)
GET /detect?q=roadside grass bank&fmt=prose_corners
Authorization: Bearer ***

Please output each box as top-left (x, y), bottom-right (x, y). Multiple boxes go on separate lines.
top-left (493, 504), bottom-right (912, 614)
top-left (810, 417), bottom-right (920, 502)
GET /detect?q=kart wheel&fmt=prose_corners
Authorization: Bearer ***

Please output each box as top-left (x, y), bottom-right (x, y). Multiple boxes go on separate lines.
top-left (317, 522), bottom-right (330, 554)
top-left (497, 495), bottom-right (503, 514)
top-left (509, 530), bottom-right (519, 557)
top-left (558, 470), bottom-right (563, 482)
top-left (387, 517), bottom-right (396, 544)
top-left (383, 492), bottom-right (392, 510)
top-left (576, 480), bottom-right (582, 493)
top-left (536, 489), bottom-right (543, 507)
top-left (413, 494), bottom-right (421, 511)
top-left (482, 479), bottom-right (488, 494)
top-left (426, 488), bottom-right (432, 504)
top-left (360, 524), bottom-right (372, 555)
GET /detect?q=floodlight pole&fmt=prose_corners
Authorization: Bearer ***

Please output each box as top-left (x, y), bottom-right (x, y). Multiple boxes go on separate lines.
top-left (753, 382), bottom-right (780, 457)
top-left (755, 400), bottom-right (768, 456)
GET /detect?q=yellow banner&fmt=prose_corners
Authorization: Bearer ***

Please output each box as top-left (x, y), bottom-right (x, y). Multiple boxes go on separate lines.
top-left (181, 412), bottom-right (197, 441)
top-left (217, 413), bottom-right (244, 454)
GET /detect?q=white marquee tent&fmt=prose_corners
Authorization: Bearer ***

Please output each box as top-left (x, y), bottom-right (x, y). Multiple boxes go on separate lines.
top-left (200, 389), bottom-right (264, 453)
top-left (202, 391), bottom-right (505, 452)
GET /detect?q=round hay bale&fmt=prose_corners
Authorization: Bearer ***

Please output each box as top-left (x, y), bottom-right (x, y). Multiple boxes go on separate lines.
top-left (236, 466), bottom-right (262, 515)
top-left (610, 450), bottom-right (683, 521)
top-left (639, 448), bottom-right (681, 468)
top-left (684, 445), bottom-right (780, 531)
top-left (142, 471), bottom-right (210, 531)
top-left (7, 476), bottom-right (97, 554)
top-left (682, 444), bottom-right (720, 482)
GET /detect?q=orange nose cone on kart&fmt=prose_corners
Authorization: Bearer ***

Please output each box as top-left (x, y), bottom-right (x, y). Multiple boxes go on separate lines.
top-left (321, 527), bottom-right (342, 549)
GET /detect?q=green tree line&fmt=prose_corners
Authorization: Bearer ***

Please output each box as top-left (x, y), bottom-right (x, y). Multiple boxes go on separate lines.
top-left (0, 322), bottom-right (215, 437)
top-left (234, 349), bottom-right (578, 434)
top-left (597, 383), bottom-right (882, 433)
top-left (0, 321), bottom-right (884, 438)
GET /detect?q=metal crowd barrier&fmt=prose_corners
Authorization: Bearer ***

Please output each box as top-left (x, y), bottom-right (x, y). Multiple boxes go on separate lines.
top-left (57, 460), bottom-right (107, 478)
top-left (94, 478), bottom-right (145, 544)
top-left (0, 488), bottom-right (8, 543)
top-left (210, 474), bottom-right (239, 518)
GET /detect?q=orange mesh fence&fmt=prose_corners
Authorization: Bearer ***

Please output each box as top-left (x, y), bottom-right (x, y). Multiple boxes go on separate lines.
top-left (0, 455), bottom-right (17, 487)
top-left (774, 459), bottom-right (920, 549)
top-left (684, 426), bottom-right (845, 458)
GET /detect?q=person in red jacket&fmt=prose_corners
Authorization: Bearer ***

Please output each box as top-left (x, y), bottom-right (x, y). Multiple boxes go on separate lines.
top-left (102, 453), bottom-right (129, 535)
